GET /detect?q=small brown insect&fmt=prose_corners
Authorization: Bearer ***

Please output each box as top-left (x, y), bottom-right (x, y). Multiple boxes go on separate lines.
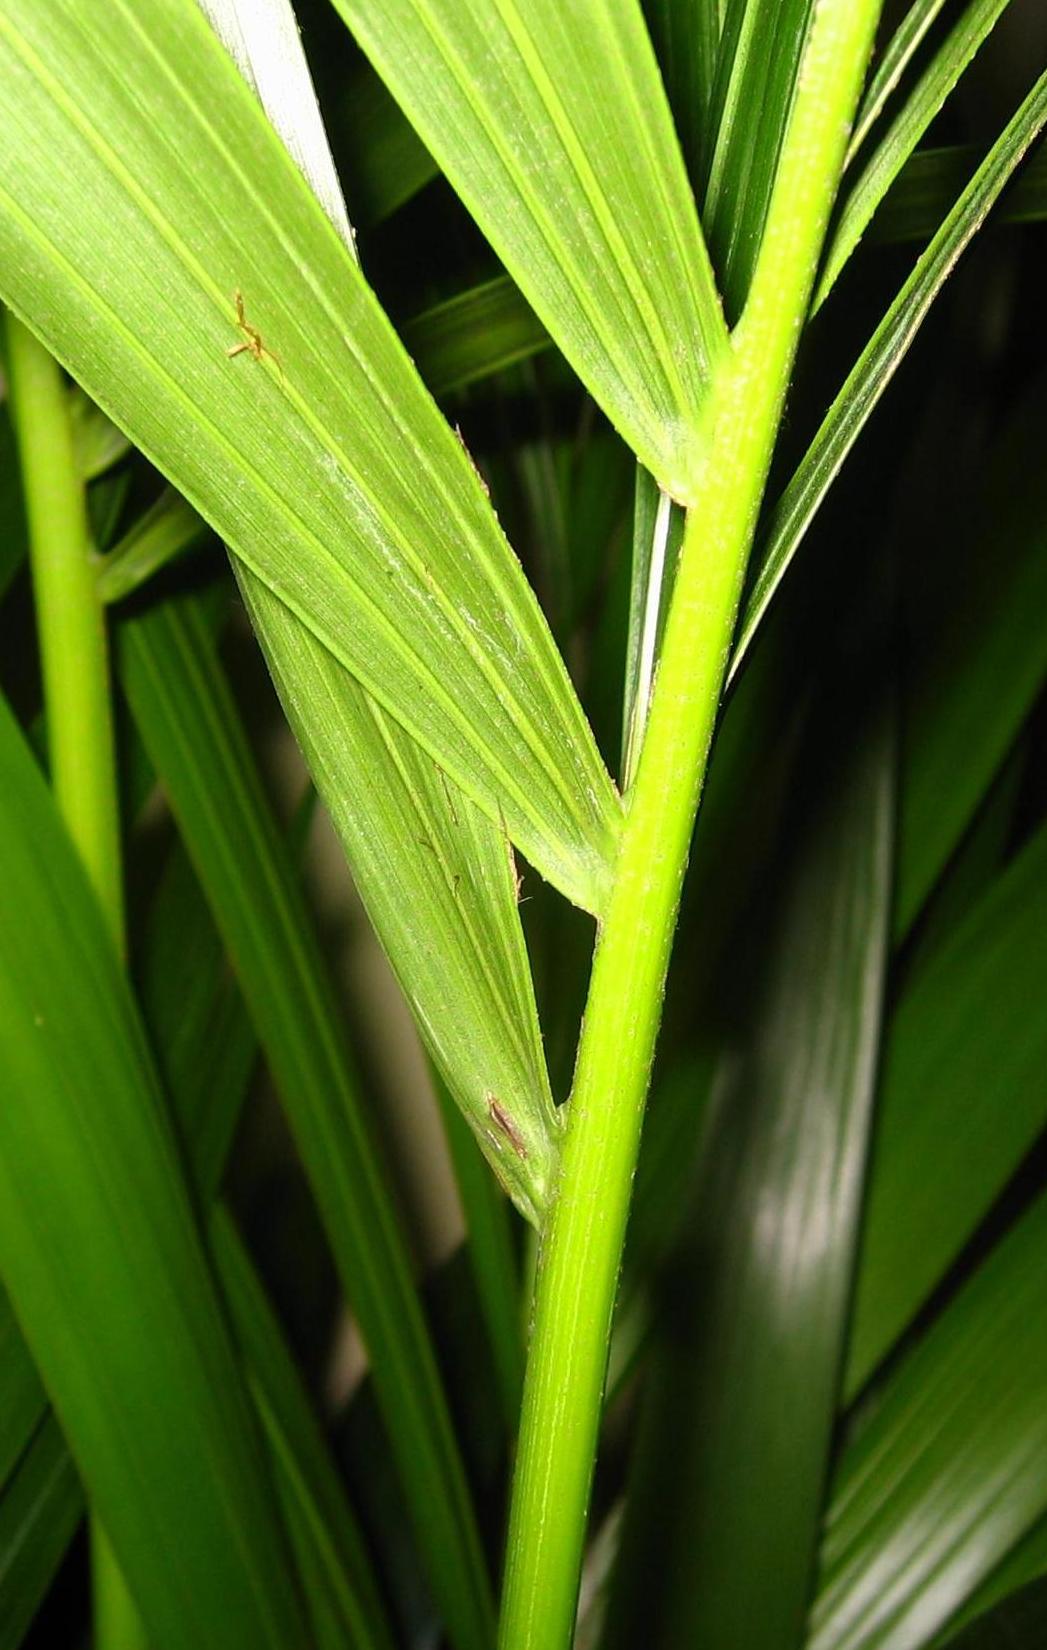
top-left (487, 1096), bottom-right (528, 1160)
top-left (226, 289), bottom-right (281, 371)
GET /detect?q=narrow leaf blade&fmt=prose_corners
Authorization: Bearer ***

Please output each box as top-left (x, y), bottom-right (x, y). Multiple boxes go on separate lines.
top-left (330, 0), bottom-right (728, 500)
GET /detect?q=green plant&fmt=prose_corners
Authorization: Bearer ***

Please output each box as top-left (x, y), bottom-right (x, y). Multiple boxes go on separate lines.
top-left (0, 1), bottom-right (1045, 1648)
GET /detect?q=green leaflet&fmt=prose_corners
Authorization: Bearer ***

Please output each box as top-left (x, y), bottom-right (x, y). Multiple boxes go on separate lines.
top-left (96, 486), bottom-right (209, 605)
top-left (432, 1068), bottom-right (524, 1429)
top-left (810, 1190), bottom-right (1047, 1650)
top-left (643, 0), bottom-right (722, 183)
top-left (0, 692), bottom-right (306, 1650)
top-left (202, 0), bottom-right (559, 1218)
top-left (730, 69), bottom-right (1047, 684)
top-left (239, 568), bottom-right (561, 1224)
top-left (339, 61), bottom-right (438, 227)
top-left (0, 0), bottom-right (620, 915)
top-left (845, 817), bottom-right (1047, 1400)
top-left (847, 0), bottom-right (951, 165)
top-left (816, 0), bottom-right (1014, 308)
top-left (329, 0), bottom-right (728, 502)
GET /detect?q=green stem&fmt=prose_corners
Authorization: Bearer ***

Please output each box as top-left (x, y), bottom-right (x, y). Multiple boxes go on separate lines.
top-left (5, 316), bottom-right (123, 953)
top-left (496, 6), bottom-right (881, 1646)
top-left (5, 316), bottom-right (141, 1650)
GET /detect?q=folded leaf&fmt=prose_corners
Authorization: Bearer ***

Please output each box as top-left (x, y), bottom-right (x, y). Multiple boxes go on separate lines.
top-left (0, 0), bottom-right (620, 913)
top-left (239, 568), bottom-right (562, 1224)
top-left (0, 692), bottom-right (306, 1650)
top-left (702, 0), bottom-right (817, 315)
top-left (330, 0), bottom-right (728, 500)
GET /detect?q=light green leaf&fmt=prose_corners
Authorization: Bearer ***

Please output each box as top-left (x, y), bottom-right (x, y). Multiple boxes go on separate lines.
top-left (811, 1190), bottom-right (1047, 1650)
top-left (847, 1), bottom-right (950, 164)
top-left (0, 0), bottom-right (620, 914)
top-left (329, 0), bottom-right (728, 501)
top-left (238, 568), bottom-right (562, 1224)
top-left (816, 0), bottom-right (1014, 308)
top-left (730, 68), bottom-right (1047, 683)
top-left (0, 1416), bottom-right (82, 1650)
top-left (0, 692), bottom-right (306, 1650)
top-left (845, 816), bottom-right (1047, 1400)
top-left (117, 592), bottom-right (494, 1650)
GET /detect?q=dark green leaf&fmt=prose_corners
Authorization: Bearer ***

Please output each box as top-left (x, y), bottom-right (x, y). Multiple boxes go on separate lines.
top-left (811, 1191), bottom-right (1047, 1650)
top-left (845, 816), bottom-right (1047, 1399)
top-left (0, 692), bottom-right (306, 1650)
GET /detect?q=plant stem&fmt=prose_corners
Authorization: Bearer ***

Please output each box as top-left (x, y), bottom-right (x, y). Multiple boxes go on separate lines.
top-left (5, 316), bottom-right (140, 1649)
top-left (5, 316), bottom-right (123, 954)
top-left (496, 5), bottom-right (882, 1645)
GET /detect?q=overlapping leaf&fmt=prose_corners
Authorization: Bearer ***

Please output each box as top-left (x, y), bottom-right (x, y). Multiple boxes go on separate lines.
top-left (330, 0), bottom-right (728, 501)
top-left (0, 0), bottom-right (620, 914)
